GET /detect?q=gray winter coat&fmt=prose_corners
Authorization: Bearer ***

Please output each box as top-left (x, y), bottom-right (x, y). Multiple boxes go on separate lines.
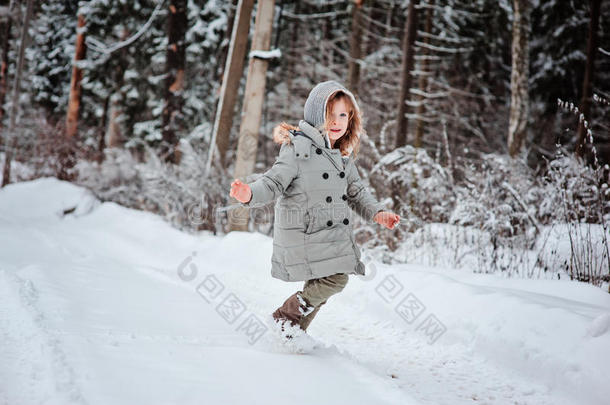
top-left (242, 118), bottom-right (384, 282)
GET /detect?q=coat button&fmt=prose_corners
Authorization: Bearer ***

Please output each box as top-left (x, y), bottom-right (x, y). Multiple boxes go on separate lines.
top-left (342, 194), bottom-right (347, 200)
top-left (316, 148), bottom-right (322, 154)
top-left (326, 196), bottom-right (332, 203)
top-left (343, 218), bottom-right (349, 225)
top-left (339, 171), bottom-right (345, 178)
top-left (327, 220), bottom-right (333, 227)
top-left (322, 172), bottom-right (329, 179)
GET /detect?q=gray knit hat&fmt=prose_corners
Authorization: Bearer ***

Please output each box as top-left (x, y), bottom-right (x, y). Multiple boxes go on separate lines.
top-left (303, 80), bottom-right (360, 129)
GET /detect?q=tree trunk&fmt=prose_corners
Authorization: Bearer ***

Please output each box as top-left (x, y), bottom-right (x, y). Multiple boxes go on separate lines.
top-left (385, 0), bottom-right (396, 38)
top-left (105, 95), bottom-right (124, 149)
top-left (160, 0), bottom-right (187, 164)
top-left (395, 0), bottom-right (419, 148)
top-left (97, 93), bottom-right (110, 163)
top-left (414, 0), bottom-right (435, 148)
top-left (322, 2), bottom-right (333, 68)
top-left (285, 0), bottom-right (301, 109)
top-left (364, 0), bottom-right (383, 55)
top-left (65, 13), bottom-right (87, 139)
top-left (0, 0), bottom-right (16, 130)
top-left (348, 0), bottom-right (363, 96)
top-left (207, 0), bottom-right (255, 172)
top-left (507, 0), bottom-right (531, 158)
top-left (229, 0), bottom-right (276, 232)
top-left (2, 0), bottom-right (33, 187)
top-left (102, 27), bottom-right (130, 158)
top-left (273, 0), bottom-right (284, 50)
top-left (576, 0), bottom-right (601, 158)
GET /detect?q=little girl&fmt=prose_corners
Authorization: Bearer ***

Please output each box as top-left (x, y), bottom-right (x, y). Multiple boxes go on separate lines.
top-left (230, 80), bottom-right (399, 342)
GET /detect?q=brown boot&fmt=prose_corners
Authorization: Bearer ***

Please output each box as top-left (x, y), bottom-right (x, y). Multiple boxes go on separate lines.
top-left (272, 292), bottom-right (315, 331)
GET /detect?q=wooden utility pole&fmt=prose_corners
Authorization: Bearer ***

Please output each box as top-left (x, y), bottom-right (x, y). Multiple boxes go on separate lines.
top-left (215, 0), bottom-right (239, 84)
top-left (229, 0), bottom-right (276, 232)
top-left (348, 0), bottom-right (363, 96)
top-left (395, 0), bottom-right (419, 148)
top-left (206, 0), bottom-right (255, 172)
top-left (2, 0), bottom-right (33, 187)
top-left (414, 0), bottom-right (434, 148)
top-left (66, 13), bottom-right (87, 140)
top-left (507, 0), bottom-right (531, 157)
top-left (576, 0), bottom-right (601, 158)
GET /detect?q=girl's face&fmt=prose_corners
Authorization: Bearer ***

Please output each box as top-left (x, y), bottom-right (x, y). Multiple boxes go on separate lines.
top-left (326, 98), bottom-right (350, 146)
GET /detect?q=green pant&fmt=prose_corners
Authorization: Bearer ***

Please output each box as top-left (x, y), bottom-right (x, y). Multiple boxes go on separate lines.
top-left (300, 273), bottom-right (349, 331)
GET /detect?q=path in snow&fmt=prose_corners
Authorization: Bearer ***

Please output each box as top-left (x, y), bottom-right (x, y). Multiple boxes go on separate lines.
top-left (1, 178), bottom-right (609, 405)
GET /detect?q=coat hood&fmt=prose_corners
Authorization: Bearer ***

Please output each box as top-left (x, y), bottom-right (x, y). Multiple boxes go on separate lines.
top-left (272, 81), bottom-right (360, 151)
top-left (303, 80), bottom-right (360, 129)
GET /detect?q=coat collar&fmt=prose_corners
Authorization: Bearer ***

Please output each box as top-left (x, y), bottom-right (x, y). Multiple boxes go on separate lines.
top-left (298, 120), bottom-right (328, 148)
top-left (298, 119), bottom-right (351, 162)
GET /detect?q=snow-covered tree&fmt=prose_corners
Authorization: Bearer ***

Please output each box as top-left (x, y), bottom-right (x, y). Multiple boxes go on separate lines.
top-left (27, 0), bottom-right (79, 116)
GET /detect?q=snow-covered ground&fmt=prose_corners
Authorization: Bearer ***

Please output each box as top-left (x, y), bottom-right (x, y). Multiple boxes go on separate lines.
top-left (1, 178), bottom-right (609, 405)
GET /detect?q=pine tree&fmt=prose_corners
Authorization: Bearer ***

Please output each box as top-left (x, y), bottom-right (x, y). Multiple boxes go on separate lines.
top-left (27, 0), bottom-right (79, 116)
top-left (80, 0), bottom-right (167, 152)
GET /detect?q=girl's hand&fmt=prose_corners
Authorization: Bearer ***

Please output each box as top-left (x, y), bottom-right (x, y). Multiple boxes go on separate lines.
top-left (230, 179), bottom-right (252, 203)
top-left (373, 211), bottom-right (400, 229)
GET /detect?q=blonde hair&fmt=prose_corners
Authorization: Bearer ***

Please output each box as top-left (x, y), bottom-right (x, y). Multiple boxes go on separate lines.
top-left (323, 91), bottom-right (361, 157)
top-left (272, 91), bottom-right (363, 157)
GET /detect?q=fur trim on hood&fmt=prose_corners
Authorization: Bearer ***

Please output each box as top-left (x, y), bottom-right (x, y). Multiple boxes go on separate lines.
top-left (272, 122), bottom-right (299, 145)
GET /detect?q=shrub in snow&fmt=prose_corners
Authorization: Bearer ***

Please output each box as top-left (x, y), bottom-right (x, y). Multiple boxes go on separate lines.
top-left (541, 153), bottom-right (609, 224)
top-left (362, 129), bottom-right (608, 285)
top-left (537, 154), bottom-right (610, 286)
top-left (534, 223), bottom-right (610, 285)
top-left (370, 145), bottom-right (455, 225)
top-left (363, 145), bottom-right (454, 253)
top-left (76, 140), bottom-right (227, 233)
top-left (538, 99), bottom-right (610, 288)
top-left (392, 223), bottom-right (553, 278)
top-left (7, 118), bottom-right (82, 182)
top-left (450, 153), bottom-right (540, 239)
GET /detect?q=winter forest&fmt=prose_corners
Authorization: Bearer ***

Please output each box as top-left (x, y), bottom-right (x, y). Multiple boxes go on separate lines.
top-left (1, 0), bottom-right (610, 404)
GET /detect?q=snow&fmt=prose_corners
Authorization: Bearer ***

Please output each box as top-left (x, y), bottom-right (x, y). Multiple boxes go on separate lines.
top-left (1, 178), bottom-right (609, 404)
top-left (249, 48), bottom-right (282, 60)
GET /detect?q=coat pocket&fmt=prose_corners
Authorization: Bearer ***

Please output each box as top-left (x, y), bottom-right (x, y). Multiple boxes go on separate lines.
top-left (304, 210), bottom-right (314, 234)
